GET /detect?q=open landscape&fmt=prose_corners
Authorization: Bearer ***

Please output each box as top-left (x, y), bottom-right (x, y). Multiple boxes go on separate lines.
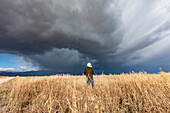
top-left (0, 72), bottom-right (169, 113)
top-left (1, 0), bottom-right (170, 113)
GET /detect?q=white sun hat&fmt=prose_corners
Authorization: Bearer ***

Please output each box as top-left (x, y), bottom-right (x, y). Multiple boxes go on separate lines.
top-left (87, 62), bottom-right (92, 67)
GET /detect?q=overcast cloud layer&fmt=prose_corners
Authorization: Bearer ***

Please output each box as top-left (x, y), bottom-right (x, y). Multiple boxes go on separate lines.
top-left (0, 0), bottom-right (170, 74)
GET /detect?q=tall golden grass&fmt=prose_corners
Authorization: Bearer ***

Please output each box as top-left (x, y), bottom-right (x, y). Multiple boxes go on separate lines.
top-left (0, 73), bottom-right (169, 112)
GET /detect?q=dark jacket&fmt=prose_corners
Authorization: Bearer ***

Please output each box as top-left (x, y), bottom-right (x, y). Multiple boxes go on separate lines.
top-left (83, 67), bottom-right (94, 79)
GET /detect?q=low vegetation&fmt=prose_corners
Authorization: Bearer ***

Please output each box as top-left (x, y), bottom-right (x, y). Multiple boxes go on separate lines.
top-left (0, 73), bottom-right (169, 112)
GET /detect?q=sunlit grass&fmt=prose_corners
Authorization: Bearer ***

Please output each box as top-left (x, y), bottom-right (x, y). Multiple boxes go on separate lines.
top-left (0, 72), bottom-right (169, 112)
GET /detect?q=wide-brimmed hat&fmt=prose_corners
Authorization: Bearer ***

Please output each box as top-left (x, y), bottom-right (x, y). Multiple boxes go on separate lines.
top-left (87, 62), bottom-right (92, 67)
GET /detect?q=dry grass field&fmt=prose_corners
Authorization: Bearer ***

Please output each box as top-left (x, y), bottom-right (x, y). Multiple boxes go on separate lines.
top-left (0, 73), bottom-right (169, 113)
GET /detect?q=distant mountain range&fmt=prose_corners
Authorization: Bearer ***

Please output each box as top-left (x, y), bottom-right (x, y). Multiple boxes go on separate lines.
top-left (0, 71), bottom-right (57, 76)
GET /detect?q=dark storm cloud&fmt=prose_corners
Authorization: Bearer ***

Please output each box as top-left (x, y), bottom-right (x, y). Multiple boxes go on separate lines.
top-left (0, 0), bottom-right (170, 73)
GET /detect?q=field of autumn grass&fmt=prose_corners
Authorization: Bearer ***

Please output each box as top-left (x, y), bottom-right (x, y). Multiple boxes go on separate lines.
top-left (0, 72), bottom-right (169, 113)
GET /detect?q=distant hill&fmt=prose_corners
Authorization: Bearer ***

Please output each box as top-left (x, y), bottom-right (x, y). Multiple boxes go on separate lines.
top-left (0, 71), bottom-right (56, 76)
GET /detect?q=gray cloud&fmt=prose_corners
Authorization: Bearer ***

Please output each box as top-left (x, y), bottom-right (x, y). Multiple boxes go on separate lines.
top-left (0, 0), bottom-right (170, 73)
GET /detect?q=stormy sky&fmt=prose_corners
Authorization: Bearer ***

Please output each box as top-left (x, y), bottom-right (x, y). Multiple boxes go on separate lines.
top-left (0, 0), bottom-right (170, 74)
